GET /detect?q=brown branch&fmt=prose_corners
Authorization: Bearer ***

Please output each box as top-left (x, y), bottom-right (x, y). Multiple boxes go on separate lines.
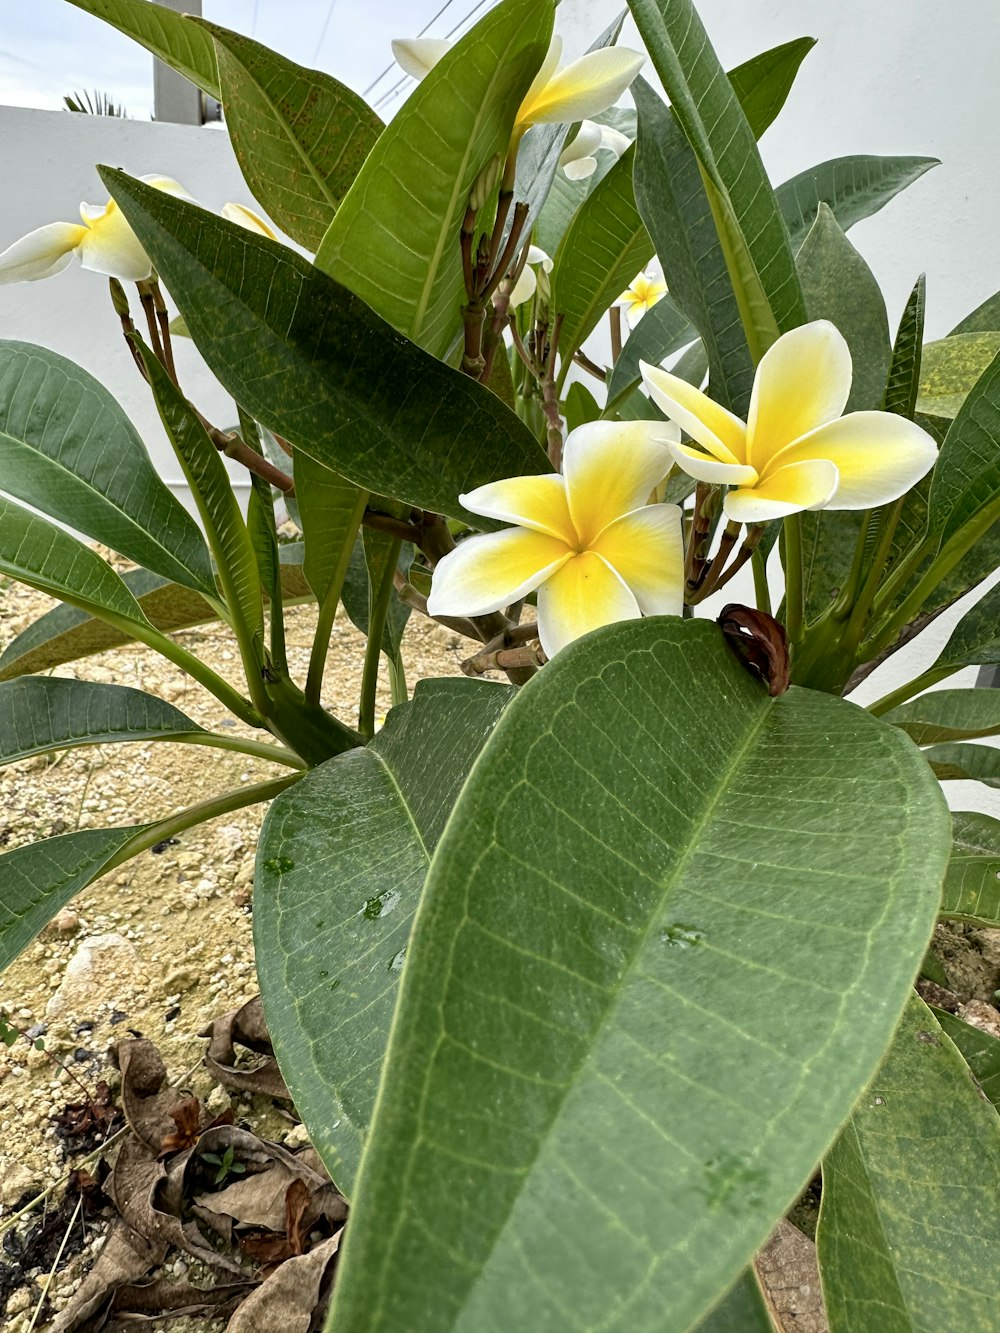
top-left (149, 279), bottom-right (177, 383)
top-left (462, 640), bottom-right (545, 677)
top-left (541, 313), bottom-right (565, 468)
top-left (609, 305), bottom-right (623, 364)
top-left (574, 350), bottom-right (607, 382)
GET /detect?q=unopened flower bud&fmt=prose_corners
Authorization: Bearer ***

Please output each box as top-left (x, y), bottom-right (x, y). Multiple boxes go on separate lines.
top-left (107, 276), bottom-right (130, 317)
top-left (469, 155), bottom-right (502, 214)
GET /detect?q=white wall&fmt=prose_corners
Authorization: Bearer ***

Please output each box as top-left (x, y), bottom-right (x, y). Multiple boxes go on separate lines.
top-left (0, 106), bottom-right (259, 511)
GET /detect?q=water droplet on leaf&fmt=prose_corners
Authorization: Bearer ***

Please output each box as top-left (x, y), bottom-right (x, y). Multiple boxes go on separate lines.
top-left (263, 856), bottom-right (295, 874)
top-left (389, 948), bottom-right (407, 973)
top-left (660, 922), bottom-right (706, 948)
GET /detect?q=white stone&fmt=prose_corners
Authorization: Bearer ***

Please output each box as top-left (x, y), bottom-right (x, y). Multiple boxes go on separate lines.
top-left (46, 933), bottom-right (140, 1019)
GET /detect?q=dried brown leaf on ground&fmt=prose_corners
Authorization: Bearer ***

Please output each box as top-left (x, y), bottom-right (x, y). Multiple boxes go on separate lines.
top-left (49, 1218), bottom-right (167, 1333)
top-left (201, 995), bottom-right (291, 1099)
top-left (754, 1219), bottom-right (828, 1333)
top-left (225, 1233), bottom-right (342, 1333)
top-left (52, 1080), bottom-right (121, 1150)
top-left (114, 1038), bottom-right (191, 1153)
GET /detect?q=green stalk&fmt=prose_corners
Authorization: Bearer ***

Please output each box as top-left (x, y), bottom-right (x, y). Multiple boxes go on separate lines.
top-left (305, 489), bottom-right (369, 706)
top-left (167, 732), bottom-right (306, 769)
top-left (359, 538), bottom-right (401, 741)
top-left (388, 651), bottom-right (408, 708)
top-left (782, 514), bottom-right (805, 644)
top-left (865, 663), bottom-right (961, 716)
top-left (102, 772), bottom-right (302, 876)
top-left (751, 546), bottom-right (771, 616)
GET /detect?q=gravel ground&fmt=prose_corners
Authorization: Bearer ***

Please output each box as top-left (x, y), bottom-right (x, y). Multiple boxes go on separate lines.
top-left (0, 570), bottom-right (468, 1331)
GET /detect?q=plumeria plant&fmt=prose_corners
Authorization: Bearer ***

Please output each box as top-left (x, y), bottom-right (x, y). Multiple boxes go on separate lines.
top-left (1, 0), bottom-right (999, 1328)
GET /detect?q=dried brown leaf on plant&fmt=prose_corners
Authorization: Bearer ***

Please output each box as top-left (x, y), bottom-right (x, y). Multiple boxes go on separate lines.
top-left (754, 1218), bottom-right (828, 1333)
top-left (226, 1233), bottom-right (342, 1333)
top-left (201, 995), bottom-right (291, 1099)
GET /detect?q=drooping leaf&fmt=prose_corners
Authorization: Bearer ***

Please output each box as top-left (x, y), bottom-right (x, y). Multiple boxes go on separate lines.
top-left (938, 810), bottom-right (1000, 925)
top-left (551, 146), bottom-right (653, 374)
top-left (817, 995), bottom-right (1000, 1333)
top-left (0, 677), bottom-right (205, 768)
top-left (0, 341), bottom-right (215, 597)
top-left (0, 548), bottom-right (311, 683)
top-left (255, 679), bottom-right (516, 1190)
top-left (885, 688), bottom-right (1000, 744)
top-left (932, 1007), bottom-right (1000, 1108)
top-left (926, 740), bottom-right (1000, 791)
top-left (916, 332), bottom-right (1000, 419)
top-left (63, 0), bottom-right (219, 96)
top-left (100, 171), bottom-right (549, 526)
top-left (628, 0), bottom-right (807, 360)
top-left (201, 22), bottom-right (382, 252)
top-left (0, 825), bottom-right (151, 973)
top-left (315, 0), bottom-right (554, 357)
top-left (137, 344), bottom-right (264, 652)
top-left (776, 154), bottom-right (939, 251)
top-left (327, 618), bottom-right (949, 1333)
top-left (931, 579), bottom-right (1000, 672)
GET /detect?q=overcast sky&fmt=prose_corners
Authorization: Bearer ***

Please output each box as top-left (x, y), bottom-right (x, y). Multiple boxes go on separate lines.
top-left (0, 0), bottom-right (492, 118)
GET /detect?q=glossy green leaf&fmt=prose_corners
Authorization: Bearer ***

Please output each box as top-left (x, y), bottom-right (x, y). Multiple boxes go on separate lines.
top-left (255, 679), bottom-right (515, 1190)
top-left (328, 618), bottom-right (949, 1333)
top-left (950, 289), bottom-right (1000, 336)
top-left (632, 78), bottom-right (754, 414)
top-left (923, 346), bottom-right (1000, 553)
top-left (0, 549), bottom-right (311, 683)
top-left (315, 0), bottom-right (553, 357)
top-left (938, 810), bottom-right (1000, 925)
top-left (883, 274), bottom-right (926, 419)
top-left (361, 527), bottom-right (413, 660)
top-left (0, 341), bottom-right (215, 597)
top-left (932, 1007), bottom-right (1000, 1108)
top-left (0, 825), bottom-right (151, 973)
top-left (295, 454), bottom-right (367, 607)
top-left (628, 0), bottom-right (806, 359)
top-left (797, 204), bottom-right (890, 412)
top-left (817, 995), bottom-right (1000, 1333)
top-left (551, 146), bottom-right (653, 374)
top-left (101, 171), bottom-right (549, 525)
top-left (202, 23), bottom-right (382, 252)
top-left (932, 580), bottom-right (1000, 671)
top-left (563, 382), bottom-right (601, 434)
top-left (776, 155), bottom-right (938, 251)
top-left (63, 0), bottom-right (219, 96)
top-left (885, 689), bottom-right (1000, 744)
top-left (926, 741), bottom-right (1000, 790)
top-left (915, 332), bottom-right (1000, 419)
top-left (727, 37), bottom-right (815, 139)
top-left (138, 345), bottom-right (264, 652)
top-left (0, 677), bottom-right (205, 767)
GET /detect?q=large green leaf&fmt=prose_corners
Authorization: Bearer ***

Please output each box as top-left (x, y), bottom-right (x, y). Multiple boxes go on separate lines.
top-left (938, 810), bottom-right (1000, 925)
top-left (931, 580), bottom-right (1000, 671)
top-left (727, 37), bottom-right (815, 139)
top-left (0, 341), bottom-right (214, 597)
top-left (315, 0), bottom-right (553, 357)
top-left (100, 171), bottom-right (549, 526)
top-left (63, 0), bottom-right (219, 97)
top-left (255, 679), bottom-right (515, 1190)
top-left (295, 454), bottom-right (367, 607)
top-left (694, 1273), bottom-right (774, 1332)
top-left (817, 995), bottom-right (1000, 1332)
top-left (885, 688), bottom-right (1000, 744)
top-left (328, 618), bottom-right (949, 1333)
top-left (628, 0), bottom-right (806, 359)
top-left (551, 146), bottom-right (652, 374)
top-left (915, 332), bottom-right (1000, 419)
top-left (776, 155), bottom-right (938, 251)
top-left (138, 346), bottom-right (264, 651)
top-left (0, 677), bottom-right (205, 767)
top-left (922, 347), bottom-right (1000, 554)
top-left (0, 548), bottom-right (311, 683)
top-left (925, 741), bottom-right (1000, 791)
top-left (0, 825), bottom-right (150, 973)
top-left (951, 289), bottom-right (1000, 336)
top-left (632, 78), bottom-right (754, 414)
top-left (797, 204), bottom-right (890, 412)
top-left (202, 23), bottom-right (382, 253)
top-left (933, 1007), bottom-right (1000, 1108)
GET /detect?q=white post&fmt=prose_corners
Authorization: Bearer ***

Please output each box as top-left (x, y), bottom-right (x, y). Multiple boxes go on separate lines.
top-left (153, 0), bottom-right (204, 126)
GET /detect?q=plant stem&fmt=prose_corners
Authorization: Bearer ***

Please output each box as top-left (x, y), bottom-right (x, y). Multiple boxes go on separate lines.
top-left (752, 545), bottom-right (771, 615)
top-left (609, 306), bottom-right (623, 364)
top-left (149, 278), bottom-right (177, 383)
top-left (541, 313), bottom-right (565, 468)
top-left (865, 663), bottom-right (960, 716)
top-left (388, 652), bottom-right (408, 707)
top-left (172, 732), bottom-right (307, 768)
top-left (782, 513), bottom-right (805, 644)
top-left (358, 538), bottom-right (401, 740)
top-left (574, 350), bottom-right (607, 382)
top-left (306, 490), bottom-right (369, 705)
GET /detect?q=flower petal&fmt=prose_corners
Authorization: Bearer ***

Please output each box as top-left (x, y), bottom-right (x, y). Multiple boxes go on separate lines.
top-left (590, 504), bottom-right (684, 616)
top-left (536, 551), bottom-right (640, 657)
top-left (391, 37), bottom-right (451, 81)
top-left (766, 411), bottom-right (939, 510)
top-left (559, 120), bottom-right (602, 166)
top-left (519, 35), bottom-right (563, 118)
top-left (222, 202), bottom-right (277, 238)
top-left (77, 200), bottom-right (152, 281)
top-left (723, 459), bottom-right (839, 524)
top-left (460, 474), bottom-right (575, 543)
top-left (562, 157), bottom-right (597, 181)
top-left (508, 263), bottom-right (537, 308)
top-left (669, 442), bottom-right (758, 488)
top-left (640, 362), bottom-right (748, 465)
top-left (519, 47), bottom-right (645, 126)
top-left (427, 528), bottom-right (570, 618)
top-left (746, 320), bottom-right (853, 470)
top-left (562, 421), bottom-right (676, 544)
top-left (0, 222), bottom-right (86, 283)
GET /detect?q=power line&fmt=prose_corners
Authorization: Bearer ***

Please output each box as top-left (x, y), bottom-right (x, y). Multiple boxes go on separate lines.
top-left (372, 0), bottom-right (496, 114)
top-left (363, 0), bottom-right (465, 96)
top-left (311, 0), bottom-right (340, 64)
top-left (250, 0), bottom-right (259, 39)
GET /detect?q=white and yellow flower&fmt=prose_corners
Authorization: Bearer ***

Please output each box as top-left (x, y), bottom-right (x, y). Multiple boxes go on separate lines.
top-left (392, 35), bottom-right (644, 137)
top-left (509, 244), bottom-right (553, 308)
top-left (617, 260), bottom-right (667, 327)
top-left (558, 118), bottom-right (631, 180)
top-left (221, 202), bottom-right (278, 239)
top-left (641, 321), bottom-right (938, 525)
top-left (0, 175), bottom-right (192, 284)
top-left (427, 422), bottom-right (684, 659)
